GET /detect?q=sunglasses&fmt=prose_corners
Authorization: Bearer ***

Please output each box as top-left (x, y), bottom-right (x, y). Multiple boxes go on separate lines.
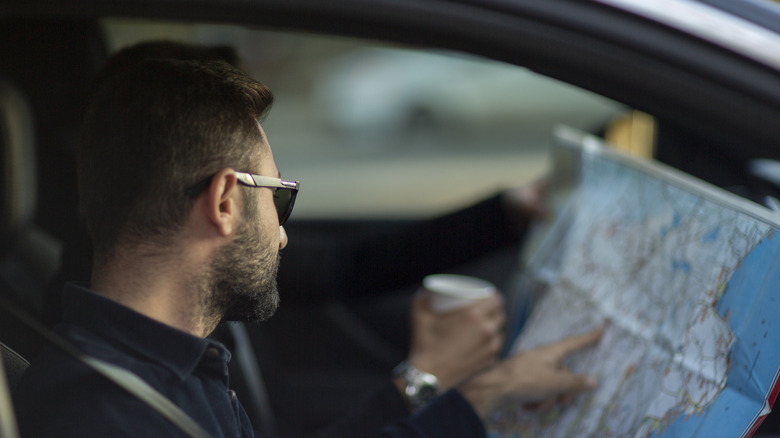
top-left (187, 171), bottom-right (300, 225)
top-left (235, 172), bottom-right (300, 225)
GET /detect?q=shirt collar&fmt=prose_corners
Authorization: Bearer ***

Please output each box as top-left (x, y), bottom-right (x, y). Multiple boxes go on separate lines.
top-left (60, 282), bottom-right (230, 380)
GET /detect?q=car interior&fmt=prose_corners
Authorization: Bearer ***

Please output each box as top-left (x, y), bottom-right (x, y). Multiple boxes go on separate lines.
top-left (2, 7), bottom-right (780, 438)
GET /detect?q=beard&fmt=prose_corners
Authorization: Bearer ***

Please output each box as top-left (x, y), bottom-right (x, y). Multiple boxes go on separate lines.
top-left (205, 219), bottom-right (281, 324)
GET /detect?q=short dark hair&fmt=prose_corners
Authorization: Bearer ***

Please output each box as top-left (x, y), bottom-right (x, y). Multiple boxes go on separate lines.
top-left (92, 41), bottom-right (241, 92)
top-left (77, 58), bottom-right (274, 260)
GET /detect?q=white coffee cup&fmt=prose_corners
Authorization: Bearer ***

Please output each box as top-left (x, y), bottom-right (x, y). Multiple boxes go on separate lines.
top-left (423, 274), bottom-right (497, 313)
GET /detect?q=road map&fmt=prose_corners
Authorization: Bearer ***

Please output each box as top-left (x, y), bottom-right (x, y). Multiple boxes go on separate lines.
top-left (488, 127), bottom-right (780, 438)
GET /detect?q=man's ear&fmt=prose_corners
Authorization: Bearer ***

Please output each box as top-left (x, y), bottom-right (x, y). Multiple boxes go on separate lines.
top-left (205, 168), bottom-right (240, 236)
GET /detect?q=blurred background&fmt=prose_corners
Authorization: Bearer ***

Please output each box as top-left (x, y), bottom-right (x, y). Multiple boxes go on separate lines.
top-left (104, 19), bottom-right (626, 219)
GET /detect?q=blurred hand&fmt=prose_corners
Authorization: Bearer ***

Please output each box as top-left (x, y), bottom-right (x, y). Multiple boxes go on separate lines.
top-left (407, 291), bottom-right (506, 390)
top-left (501, 176), bottom-right (550, 223)
top-left (459, 327), bottom-right (603, 418)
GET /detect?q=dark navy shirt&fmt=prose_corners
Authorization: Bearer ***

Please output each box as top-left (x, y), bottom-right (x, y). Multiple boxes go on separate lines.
top-left (13, 283), bottom-right (485, 438)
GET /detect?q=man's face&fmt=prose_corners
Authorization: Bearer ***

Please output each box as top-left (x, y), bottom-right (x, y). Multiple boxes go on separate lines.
top-left (206, 125), bottom-right (286, 323)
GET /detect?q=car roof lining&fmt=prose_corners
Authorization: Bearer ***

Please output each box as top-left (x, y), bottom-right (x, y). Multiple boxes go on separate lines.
top-left (5, 0), bottom-right (780, 163)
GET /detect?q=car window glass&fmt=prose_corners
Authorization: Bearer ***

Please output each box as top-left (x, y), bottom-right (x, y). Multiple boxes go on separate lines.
top-left (102, 19), bottom-right (627, 219)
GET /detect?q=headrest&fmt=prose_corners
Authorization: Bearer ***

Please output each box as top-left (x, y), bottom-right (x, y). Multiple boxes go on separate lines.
top-left (0, 78), bottom-right (37, 237)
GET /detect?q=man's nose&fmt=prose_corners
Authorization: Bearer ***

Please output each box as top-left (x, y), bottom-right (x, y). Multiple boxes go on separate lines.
top-left (279, 226), bottom-right (288, 249)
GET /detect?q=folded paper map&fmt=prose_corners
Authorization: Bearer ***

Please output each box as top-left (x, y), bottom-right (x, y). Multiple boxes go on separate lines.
top-left (490, 127), bottom-right (780, 438)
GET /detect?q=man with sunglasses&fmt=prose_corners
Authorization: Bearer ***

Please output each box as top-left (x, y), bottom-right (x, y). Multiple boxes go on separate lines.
top-left (14, 58), bottom-right (600, 437)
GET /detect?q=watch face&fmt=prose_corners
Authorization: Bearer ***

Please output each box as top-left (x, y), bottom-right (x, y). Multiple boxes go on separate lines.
top-left (416, 384), bottom-right (438, 402)
top-left (395, 361), bottom-right (441, 410)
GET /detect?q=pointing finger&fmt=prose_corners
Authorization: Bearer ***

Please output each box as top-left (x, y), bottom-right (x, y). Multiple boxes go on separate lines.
top-left (561, 373), bottom-right (599, 393)
top-left (545, 327), bottom-right (604, 360)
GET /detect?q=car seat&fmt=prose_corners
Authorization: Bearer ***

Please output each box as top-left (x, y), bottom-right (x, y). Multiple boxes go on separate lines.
top-left (0, 342), bottom-right (28, 392)
top-left (0, 76), bottom-right (62, 367)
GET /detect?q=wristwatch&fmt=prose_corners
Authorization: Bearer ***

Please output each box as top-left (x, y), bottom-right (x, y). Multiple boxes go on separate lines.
top-left (392, 360), bottom-right (441, 412)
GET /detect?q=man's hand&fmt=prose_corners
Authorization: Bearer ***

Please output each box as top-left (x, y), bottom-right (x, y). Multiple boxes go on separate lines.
top-left (406, 291), bottom-right (506, 390)
top-left (459, 327), bottom-right (603, 418)
top-left (501, 177), bottom-right (550, 223)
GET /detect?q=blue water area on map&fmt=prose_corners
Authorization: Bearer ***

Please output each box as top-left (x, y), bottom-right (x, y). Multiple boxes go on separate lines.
top-left (702, 226), bottom-right (720, 243)
top-left (652, 229), bottom-right (780, 437)
top-left (671, 259), bottom-right (692, 273)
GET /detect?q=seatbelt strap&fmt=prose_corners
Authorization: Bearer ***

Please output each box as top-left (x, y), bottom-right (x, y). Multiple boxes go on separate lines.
top-left (79, 358), bottom-right (212, 438)
top-left (0, 352), bottom-right (19, 438)
top-left (0, 295), bottom-right (212, 438)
